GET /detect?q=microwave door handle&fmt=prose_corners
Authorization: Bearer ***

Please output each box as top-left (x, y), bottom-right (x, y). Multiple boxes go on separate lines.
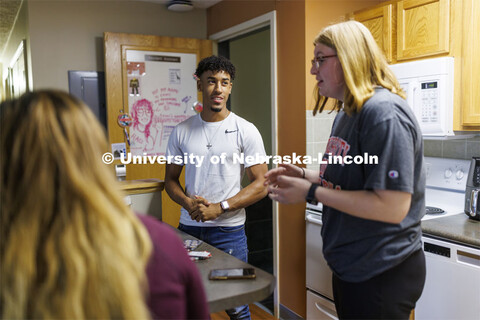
top-left (411, 80), bottom-right (420, 119)
top-left (404, 82), bottom-right (415, 113)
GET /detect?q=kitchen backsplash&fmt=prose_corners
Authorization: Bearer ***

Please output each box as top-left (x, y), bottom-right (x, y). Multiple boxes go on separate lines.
top-left (305, 110), bottom-right (480, 170)
top-left (423, 136), bottom-right (480, 160)
top-left (306, 110), bottom-right (337, 170)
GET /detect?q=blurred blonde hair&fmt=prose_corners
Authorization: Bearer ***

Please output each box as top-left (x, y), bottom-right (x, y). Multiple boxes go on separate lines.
top-left (313, 20), bottom-right (405, 115)
top-left (0, 90), bottom-right (152, 319)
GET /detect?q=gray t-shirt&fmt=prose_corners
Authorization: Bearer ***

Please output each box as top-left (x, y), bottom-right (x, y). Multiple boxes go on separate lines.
top-left (320, 88), bottom-right (425, 282)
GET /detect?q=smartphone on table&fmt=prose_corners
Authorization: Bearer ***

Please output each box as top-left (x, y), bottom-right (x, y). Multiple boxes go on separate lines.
top-left (208, 267), bottom-right (256, 280)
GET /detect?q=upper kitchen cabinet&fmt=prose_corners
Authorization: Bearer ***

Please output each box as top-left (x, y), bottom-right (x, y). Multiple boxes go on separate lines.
top-left (460, 0), bottom-right (480, 127)
top-left (352, 4), bottom-right (395, 62)
top-left (350, 0), bottom-right (451, 63)
top-left (350, 0), bottom-right (479, 129)
top-left (397, 0), bottom-right (450, 60)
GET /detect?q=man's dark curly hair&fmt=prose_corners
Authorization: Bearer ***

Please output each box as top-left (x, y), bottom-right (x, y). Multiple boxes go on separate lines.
top-left (195, 55), bottom-right (236, 80)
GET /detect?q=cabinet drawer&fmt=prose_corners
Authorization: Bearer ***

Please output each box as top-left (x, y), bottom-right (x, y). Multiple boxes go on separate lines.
top-left (306, 290), bottom-right (338, 320)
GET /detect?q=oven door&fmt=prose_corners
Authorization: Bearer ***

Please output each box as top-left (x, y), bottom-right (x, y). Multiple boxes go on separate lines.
top-left (306, 209), bottom-right (334, 300)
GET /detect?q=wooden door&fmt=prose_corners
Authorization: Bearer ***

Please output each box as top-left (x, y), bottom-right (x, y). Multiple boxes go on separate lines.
top-left (397, 0), bottom-right (450, 60)
top-left (104, 32), bottom-right (213, 226)
top-left (354, 4), bottom-right (395, 62)
top-left (461, 0), bottom-right (480, 127)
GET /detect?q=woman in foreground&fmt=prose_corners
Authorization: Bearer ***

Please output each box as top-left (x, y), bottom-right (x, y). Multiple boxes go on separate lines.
top-left (0, 90), bottom-right (209, 319)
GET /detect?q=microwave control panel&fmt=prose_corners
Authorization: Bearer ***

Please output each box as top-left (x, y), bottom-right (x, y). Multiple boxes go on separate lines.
top-left (420, 81), bottom-right (439, 124)
top-left (389, 57), bottom-right (454, 136)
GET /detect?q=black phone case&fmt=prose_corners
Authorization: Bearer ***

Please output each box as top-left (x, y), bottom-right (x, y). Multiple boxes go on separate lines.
top-left (208, 268), bottom-right (256, 280)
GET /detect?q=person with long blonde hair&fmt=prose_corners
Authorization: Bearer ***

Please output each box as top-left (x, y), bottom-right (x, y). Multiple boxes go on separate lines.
top-left (265, 21), bottom-right (426, 319)
top-left (0, 90), bottom-right (154, 319)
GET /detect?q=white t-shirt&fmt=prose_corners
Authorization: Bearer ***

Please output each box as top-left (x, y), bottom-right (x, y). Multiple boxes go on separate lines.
top-left (166, 112), bottom-right (266, 227)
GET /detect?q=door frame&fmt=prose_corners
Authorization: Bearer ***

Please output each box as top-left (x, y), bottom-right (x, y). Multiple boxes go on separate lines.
top-left (209, 11), bottom-right (279, 317)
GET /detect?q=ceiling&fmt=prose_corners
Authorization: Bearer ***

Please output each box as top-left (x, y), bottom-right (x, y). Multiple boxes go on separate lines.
top-left (0, 0), bottom-right (22, 58)
top-left (0, 0), bottom-right (221, 59)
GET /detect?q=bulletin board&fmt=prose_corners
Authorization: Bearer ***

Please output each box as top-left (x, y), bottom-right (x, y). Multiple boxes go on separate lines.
top-left (125, 49), bottom-right (198, 156)
top-left (105, 33), bottom-right (212, 227)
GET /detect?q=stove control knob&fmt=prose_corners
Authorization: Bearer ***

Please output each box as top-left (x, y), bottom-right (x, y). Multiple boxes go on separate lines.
top-left (444, 169), bottom-right (453, 178)
top-left (456, 169), bottom-right (464, 180)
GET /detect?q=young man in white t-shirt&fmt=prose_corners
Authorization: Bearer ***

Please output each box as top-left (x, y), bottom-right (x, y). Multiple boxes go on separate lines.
top-left (165, 55), bottom-right (268, 320)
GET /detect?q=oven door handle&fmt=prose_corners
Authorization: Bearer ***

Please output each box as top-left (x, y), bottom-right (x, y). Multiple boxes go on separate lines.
top-left (314, 301), bottom-right (337, 320)
top-left (306, 214), bottom-right (323, 226)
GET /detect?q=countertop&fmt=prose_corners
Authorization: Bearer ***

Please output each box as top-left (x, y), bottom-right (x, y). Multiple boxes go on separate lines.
top-left (421, 213), bottom-right (480, 248)
top-left (178, 230), bottom-right (275, 313)
top-left (119, 179), bottom-right (164, 195)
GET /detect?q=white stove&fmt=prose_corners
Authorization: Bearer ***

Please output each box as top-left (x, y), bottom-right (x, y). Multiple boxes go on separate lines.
top-left (305, 157), bottom-right (475, 320)
top-left (423, 156), bottom-right (470, 220)
top-left (416, 157), bottom-right (479, 320)
top-left (306, 157), bottom-right (470, 220)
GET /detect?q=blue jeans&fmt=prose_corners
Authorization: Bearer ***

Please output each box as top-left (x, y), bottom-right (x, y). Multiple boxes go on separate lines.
top-left (178, 223), bottom-right (251, 320)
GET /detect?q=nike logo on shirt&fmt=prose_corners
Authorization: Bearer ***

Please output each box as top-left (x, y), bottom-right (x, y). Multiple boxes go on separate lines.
top-left (225, 129), bottom-right (238, 134)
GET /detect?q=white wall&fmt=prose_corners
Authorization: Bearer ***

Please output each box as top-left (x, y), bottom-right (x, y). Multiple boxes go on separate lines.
top-left (4, 0), bottom-right (207, 92)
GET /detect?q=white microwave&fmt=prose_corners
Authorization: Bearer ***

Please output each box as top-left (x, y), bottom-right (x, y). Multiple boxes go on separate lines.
top-left (389, 57), bottom-right (454, 138)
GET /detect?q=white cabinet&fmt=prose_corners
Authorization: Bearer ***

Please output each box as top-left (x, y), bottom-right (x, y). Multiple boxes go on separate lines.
top-left (126, 192), bottom-right (162, 220)
top-left (120, 179), bottom-right (163, 220)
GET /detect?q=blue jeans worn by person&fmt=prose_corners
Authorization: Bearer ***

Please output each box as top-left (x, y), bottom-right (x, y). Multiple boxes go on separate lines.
top-left (178, 223), bottom-right (251, 320)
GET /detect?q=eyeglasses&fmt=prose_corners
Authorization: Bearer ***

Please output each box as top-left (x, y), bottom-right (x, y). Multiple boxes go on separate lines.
top-left (137, 108), bottom-right (151, 116)
top-left (311, 55), bottom-right (337, 69)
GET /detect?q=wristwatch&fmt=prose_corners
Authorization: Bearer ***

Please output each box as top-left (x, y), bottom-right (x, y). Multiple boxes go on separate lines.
top-left (306, 183), bottom-right (320, 205)
top-left (220, 200), bottom-right (230, 213)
